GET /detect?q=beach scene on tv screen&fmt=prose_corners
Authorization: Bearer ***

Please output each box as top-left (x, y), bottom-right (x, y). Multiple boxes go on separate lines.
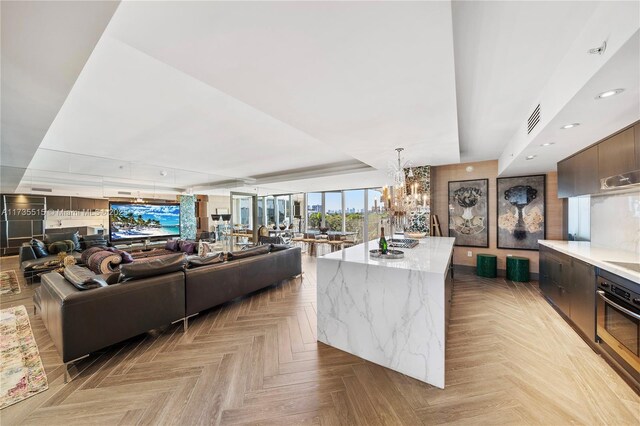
top-left (110, 203), bottom-right (180, 240)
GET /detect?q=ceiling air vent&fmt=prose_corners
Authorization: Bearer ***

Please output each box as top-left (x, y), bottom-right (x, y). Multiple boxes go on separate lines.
top-left (527, 104), bottom-right (541, 134)
top-left (31, 187), bottom-right (52, 192)
top-left (118, 191), bottom-right (132, 195)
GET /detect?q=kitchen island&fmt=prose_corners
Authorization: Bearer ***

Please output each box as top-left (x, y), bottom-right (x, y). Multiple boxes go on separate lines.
top-left (317, 237), bottom-right (455, 389)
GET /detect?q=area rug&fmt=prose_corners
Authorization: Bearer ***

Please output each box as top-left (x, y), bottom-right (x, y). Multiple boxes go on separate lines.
top-left (0, 305), bottom-right (48, 409)
top-left (0, 270), bottom-right (21, 295)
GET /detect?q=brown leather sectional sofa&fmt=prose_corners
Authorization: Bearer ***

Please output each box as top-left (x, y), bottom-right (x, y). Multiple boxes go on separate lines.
top-left (35, 246), bottom-right (301, 381)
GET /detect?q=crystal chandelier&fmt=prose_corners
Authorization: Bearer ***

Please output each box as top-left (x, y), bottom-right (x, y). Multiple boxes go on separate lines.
top-left (382, 148), bottom-right (428, 235)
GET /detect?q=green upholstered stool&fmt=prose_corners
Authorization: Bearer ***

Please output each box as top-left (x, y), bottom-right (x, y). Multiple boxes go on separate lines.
top-left (506, 256), bottom-right (530, 282)
top-left (476, 254), bottom-right (497, 278)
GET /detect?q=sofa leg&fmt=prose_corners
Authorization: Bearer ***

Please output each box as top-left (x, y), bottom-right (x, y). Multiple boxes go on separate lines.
top-left (64, 354), bottom-right (89, 383)
top-left (172, 314), bottom-right (198, 333)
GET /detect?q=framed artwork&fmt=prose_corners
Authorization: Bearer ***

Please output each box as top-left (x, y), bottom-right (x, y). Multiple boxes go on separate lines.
top-left (497, 174), bottom-right (546, 250)
top-left (448, 179), bottom-right (489, 247)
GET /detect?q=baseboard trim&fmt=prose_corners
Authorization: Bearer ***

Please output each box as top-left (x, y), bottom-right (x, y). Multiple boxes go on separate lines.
top-left (453, 264), bottom-right (539, 281)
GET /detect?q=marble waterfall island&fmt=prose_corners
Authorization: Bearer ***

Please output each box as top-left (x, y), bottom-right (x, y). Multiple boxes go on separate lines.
top-left (317, 237), bottom-right (455, 389)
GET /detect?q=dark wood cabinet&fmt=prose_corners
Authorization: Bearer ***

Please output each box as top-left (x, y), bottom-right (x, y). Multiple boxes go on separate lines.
top-left (557, 121), bottom-right (639, 198)
top-left (46, 196), bottom-right (71, 211)
top-left (574, 146), bottom-right (599, 196)
top-left (540, 246), bottom-right (596, 343)
top-left (71, 197), bottom-right (95, 211)
top-left (569, 258), bottom-right (596, 342)
top-left (94, 199), bottom-right (109, 210)
top-left (598, 127), bottom-right (636, 180)
top-left (557, 155), bottom-right (575, 199)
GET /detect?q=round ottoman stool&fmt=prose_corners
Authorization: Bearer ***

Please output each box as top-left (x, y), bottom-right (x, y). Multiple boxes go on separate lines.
top-left (506, 256), bottom-right (530, 282)
top-left (476, 254), bottom-right (497, 278)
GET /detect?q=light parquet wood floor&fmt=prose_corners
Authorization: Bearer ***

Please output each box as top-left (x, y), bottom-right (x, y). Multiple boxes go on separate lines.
top-left (0, 255), bottom-right (638, 425)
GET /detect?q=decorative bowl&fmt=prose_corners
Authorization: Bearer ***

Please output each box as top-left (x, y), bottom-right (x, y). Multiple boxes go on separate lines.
top-left (279, 224), bottom-right (286, 230)
top-left (319, 227), bottom-right (329, 234)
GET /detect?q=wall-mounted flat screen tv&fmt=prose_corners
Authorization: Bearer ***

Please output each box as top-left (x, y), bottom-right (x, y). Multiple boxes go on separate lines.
top-left (109, 202), bottom-right (180, 241)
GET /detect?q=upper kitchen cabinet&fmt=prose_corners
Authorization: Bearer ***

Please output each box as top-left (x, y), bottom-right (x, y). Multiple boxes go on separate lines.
top-left (46, 196), bottom-right (71, 211)
top-left (71, 197), bottom-right (95, 211)
top-left (598, 126), bottom-right (636, 180)
top-left (558, 146), bottom-right (599, 198)
top-left (557, 122), bottom-right (639, 198)
top-left (94, 199), bottom-right (109, 210)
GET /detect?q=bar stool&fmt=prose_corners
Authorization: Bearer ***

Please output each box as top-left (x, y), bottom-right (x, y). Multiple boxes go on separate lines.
top-left (506, 256), bottom-right (530, 282)
top-left (476, 254), bottom-right (497, 278)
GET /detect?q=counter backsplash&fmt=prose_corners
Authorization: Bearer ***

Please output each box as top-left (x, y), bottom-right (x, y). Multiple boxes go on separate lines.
top-left (591, 191), bottom-right (640, 253)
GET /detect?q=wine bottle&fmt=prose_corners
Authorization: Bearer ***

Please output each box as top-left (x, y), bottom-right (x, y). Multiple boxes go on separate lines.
top-left (379, 226), bottom-right (388, 254)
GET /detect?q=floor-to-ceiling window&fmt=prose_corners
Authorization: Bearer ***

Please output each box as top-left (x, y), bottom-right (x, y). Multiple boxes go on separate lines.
top-left (266, 196), bottom-right (276, 227)
top-left (276, 195), bottom-right (291, 226)
top-left (306, 193), bottom-right (322, 232)
top-left (231, 193), bottom-right (253, 229)
top-left (257, 196), bottom-right (264, 227)
top-left (344, 189), bottom-right (365, 243)
top-left (324, 192), bottom-right (342, 232)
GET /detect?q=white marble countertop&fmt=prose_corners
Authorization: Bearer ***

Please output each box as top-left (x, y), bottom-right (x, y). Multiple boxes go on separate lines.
top-left (320, 237), bottom-right (456, 275)
top-left (539, 240), bottom-right (640, 283)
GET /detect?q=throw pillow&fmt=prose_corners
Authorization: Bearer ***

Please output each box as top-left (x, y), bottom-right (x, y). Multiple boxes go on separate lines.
top-left (81, 246), bottom-right (106, 265)
top-left (64, 265), bottom-right (109, 290)
top-left (119, 253), bottom-right (187, 282)
top-left (165, 239), bottom-right (179, 251)
top-left (198, 241), bottom-right (218, 257)
top-left (48, 240), bottom-right (76, 255)
top-left (227, 244), bottom-right (270, 260)
top-left (30, 238), bottom-right (49, 258)
top-left (179, 240), bottom-right (196, 255)
top-left (187, 252), bottom-right (225, 268)
top-left (45, 231), bottom-right (80, 251)
top-left (117, 250), bottom-right (134, 264)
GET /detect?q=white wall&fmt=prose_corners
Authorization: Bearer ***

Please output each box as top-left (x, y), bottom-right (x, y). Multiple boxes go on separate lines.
top-left (590, 191), bottom-right (640, 253)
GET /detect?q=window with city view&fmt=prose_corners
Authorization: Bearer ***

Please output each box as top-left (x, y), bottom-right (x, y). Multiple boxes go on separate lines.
top-left (345, 189), bottom-right (364, 243)
top-left (307, 193), bottom-right (322, 232)
top-left (324, 192), bottom-right (342, 231)
top-left (367, 188), bottom-right (387, 240)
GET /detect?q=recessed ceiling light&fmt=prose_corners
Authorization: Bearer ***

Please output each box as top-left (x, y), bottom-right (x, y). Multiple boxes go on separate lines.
top-left (595, 88), bottom-right (624, 99)
top-left (561, 123), bottom-right (580, 129)
top-left (540, 142), bottom-right (555, 147)
top-left (526, 155), bottom-right (536, 160)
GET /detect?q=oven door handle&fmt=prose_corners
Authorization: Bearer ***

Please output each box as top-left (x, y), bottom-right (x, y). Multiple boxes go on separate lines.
top-left (597, 290), bottom-right (640, 320)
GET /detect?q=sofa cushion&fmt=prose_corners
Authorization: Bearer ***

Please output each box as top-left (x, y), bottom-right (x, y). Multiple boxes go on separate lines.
top-left (81, 246), bottom-right (106, 264)
top-left (165, 239), bottom-right (179, 251)
top-left (87, 250), bottom-right (122, 274)
top-left (48, 240), bottom-right (76, 254)
top-left (30, 238), bottom-right (49, 258)
top-left (187, 252), bottom-right (225, 268)
top-left (227, 244), bottom-right (270, 260)
top-left (119, 253), bottom-right (187, 282)
top-left (64, 265), bottom-right (109, 290)
top-left (46, 231), bottom-right (80, 251)
top-left (80, 234), bottom-right (108, 250)
top-left (178, 240), bottom-right (196, 255)
top-left (269, 244), bottom-right (291, 252)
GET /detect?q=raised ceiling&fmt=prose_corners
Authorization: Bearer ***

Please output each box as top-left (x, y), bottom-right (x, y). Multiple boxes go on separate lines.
top-left (2, 1), bottom-right (639, 196)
